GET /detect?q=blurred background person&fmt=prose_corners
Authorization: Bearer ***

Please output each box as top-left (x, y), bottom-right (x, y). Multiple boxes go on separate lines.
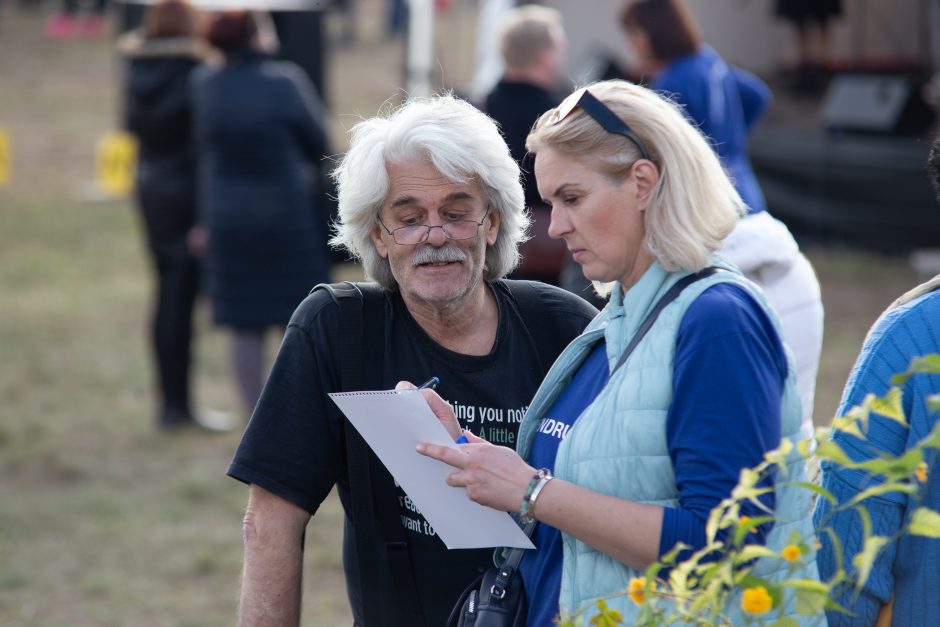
top-left (45, 0), bottom-right (108, 39)
top-left (118, 0), bottom-right (209, 431)
top-left (482, 4), bottom-right (569, 287)
top-left (774, 0), bottom-right (843, 93)
top-left (192, 9), bottom-right (332, 422)
top-left (813, 135), bottom-right (940, 627)
top-left (620, 0), bottom-right (823, 435)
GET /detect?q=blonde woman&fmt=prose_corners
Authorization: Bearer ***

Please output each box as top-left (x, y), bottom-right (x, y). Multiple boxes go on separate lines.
top-left (418, 80), bottom-right (823, 625)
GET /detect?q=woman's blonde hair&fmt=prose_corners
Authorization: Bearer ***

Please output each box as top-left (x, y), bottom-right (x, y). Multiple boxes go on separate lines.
top-left (526, 79), bottom-right (743, 292)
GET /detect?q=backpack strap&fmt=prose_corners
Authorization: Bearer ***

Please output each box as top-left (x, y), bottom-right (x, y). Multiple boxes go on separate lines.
top-left (609, 266), bottom-right (720, 379)
top-left (501, 279), bottom-right (574, 376)
top-left (314, 281), bottom-right (426, 627)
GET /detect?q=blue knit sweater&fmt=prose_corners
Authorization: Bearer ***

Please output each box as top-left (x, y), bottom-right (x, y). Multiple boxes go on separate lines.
top-left (814, 284), bottom-right (940, 626)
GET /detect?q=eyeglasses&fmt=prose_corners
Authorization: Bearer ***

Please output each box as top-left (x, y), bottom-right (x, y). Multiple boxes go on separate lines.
top-left (377, 208), bottom-right (490, 246)
top-left (550, 87), bottom-right (651, 161)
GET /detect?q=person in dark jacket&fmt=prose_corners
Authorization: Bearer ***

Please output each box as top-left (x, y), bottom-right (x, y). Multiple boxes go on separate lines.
top-left (192, 10), bottom-right (332, 421)
top-left (483, 4), bottom-right (568, 287)
top-left (118, 0), bottom-right (209, 431)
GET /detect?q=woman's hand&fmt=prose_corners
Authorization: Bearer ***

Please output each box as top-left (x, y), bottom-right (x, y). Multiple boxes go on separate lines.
top-left (395, 381), bottom-right (462, 441)
top-left (416, 440), bottom-right (536, 513)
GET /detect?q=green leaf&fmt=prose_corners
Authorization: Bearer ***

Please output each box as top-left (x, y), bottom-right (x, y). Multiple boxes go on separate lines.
top-left (908, 507), bottom-right (940, 537)
top-left (643, 560), bottom-right (665, 585)
top-left (927, 394), bottom-right (940, 413)
top-left (815, 440), bottom-right (854, 467)
top-left (852, 448), bottom-right (923, 478)
top-left (657, 542), bottom-right (689, 566)
top-left (843, 481), bottom-right (919, 509)
top-left (869, 387), bottom-right (906, 425)
top-left (851, 536), bottom-right (891, 588)
top-left (830, 415), bottom-right (865, 438)
top-left (823, 595), bottom-right (854, 615)
top-left (856, 504), bottom-right (873, 541)
top-left (730, 468), bottom-right (762, 502)
top-left (819, 529), bottom-right (845, 581)
top-left (786, 481), bottom-right (836, 506)
top-left (840, 398), bottom-right (872, 433)
top-left (781, 579), bottom-right (830, 593)
top-left (918, 421), bottom-right (940, 449)
top-left (797, 437), bottom-right (816, 459)
top-left (735, 544), bottom-right (778, 563)
top-left (771, 617), bottom-right (799, 627)
top-left (588, 599), bottom-right (623, 627)
top-left (786, 528), bottom-right (805, 547)
top-left (795, 588), bottom-right (828, 616)
top-left (764, 438), bottom-right (794, 470)
top-left (892, 354), bottom-right (940, 385)
top-left (732, 515), bottom-right (776, 547)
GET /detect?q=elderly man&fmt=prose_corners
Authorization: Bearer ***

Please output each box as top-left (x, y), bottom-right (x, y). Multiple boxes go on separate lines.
top-left (227, 94), bottom-right (597, 627)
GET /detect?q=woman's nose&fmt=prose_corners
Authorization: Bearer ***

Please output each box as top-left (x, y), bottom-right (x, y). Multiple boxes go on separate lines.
top-left (547, 206), bottom-right (570, 239)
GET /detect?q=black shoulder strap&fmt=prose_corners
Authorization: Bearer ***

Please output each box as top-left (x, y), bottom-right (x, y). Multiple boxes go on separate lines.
top-left (502, 279), bottom-right (572, 375)
top-left (609, 267), bottom-right (720, 379)
top-left (314, 282), bottom-right (426, 627)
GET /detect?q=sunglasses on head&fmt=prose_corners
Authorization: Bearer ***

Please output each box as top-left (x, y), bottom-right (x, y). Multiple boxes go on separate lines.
top-left (551, 88), bottom-right (651, 161)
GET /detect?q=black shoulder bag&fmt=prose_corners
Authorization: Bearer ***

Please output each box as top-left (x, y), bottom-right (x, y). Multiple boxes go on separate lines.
top-left (445, 268), bottom-right (718, 627)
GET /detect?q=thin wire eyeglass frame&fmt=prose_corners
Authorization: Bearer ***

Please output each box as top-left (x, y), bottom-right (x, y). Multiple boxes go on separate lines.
top-left (376, 208), bottom-right (491, 246)
top-left (550, 87), bottom-right (652, 161)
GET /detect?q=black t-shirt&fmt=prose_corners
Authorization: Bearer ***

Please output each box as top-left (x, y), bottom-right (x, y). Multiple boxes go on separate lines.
top-left (228, 280), bottom-right (597, 626)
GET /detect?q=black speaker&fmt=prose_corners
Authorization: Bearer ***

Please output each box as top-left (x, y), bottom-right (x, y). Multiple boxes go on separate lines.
top-left (821, 74), bottom-right (935, 135)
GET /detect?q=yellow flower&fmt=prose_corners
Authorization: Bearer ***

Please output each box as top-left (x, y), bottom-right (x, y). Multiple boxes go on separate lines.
top-left (780, 544), bottom-right (801, 561)
top-left (739, 515), bottom-right (751, 526)
top-left (741, 586), bottom-right (773, 615)
top-left (915, 461), bottom-right (929, 483)
top-left (627, 577), bottom-right (655, 605)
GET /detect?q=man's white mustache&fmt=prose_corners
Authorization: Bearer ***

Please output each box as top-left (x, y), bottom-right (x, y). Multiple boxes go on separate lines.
top-left (411, 245), bottom-right (468, 266)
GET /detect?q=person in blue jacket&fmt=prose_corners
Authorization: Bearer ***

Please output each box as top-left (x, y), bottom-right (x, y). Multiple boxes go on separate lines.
top-left (813, 137), bottom-right (940, 627)
top-left (620, 0), bottom-right (825, 437)
top-left (620, 0), bottom-right (769, 216)
top-left (417, 79), bottom-right (823, 626)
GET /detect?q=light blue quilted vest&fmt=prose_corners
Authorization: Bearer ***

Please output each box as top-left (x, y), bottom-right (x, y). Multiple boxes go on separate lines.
top-left (516, 258), bottom-right (825, 625)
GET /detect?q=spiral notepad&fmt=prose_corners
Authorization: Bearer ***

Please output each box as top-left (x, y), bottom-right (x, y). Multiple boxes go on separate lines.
top-left (328, 389), bottom-right (534, 550)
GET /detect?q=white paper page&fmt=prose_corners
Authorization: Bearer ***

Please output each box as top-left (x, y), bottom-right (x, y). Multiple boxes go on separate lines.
top-left (329, 390), bottom-right (534, 550)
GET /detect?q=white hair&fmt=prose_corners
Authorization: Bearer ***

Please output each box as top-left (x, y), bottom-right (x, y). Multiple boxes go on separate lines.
top-left (330, 94), bottom-right (529, 290)
top-left (526, 79), bottom-right (744, 294)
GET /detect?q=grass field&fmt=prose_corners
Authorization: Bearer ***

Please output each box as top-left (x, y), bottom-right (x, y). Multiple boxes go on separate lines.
top-left (0, 2), bottom-right (925, 625)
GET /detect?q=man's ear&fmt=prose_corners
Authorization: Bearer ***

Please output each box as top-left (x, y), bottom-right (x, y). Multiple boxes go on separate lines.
top-left (484, 207), bottom-right (501, 246)
top-left (370, 222), bottom-right (389, 259)
top-left (632, 160), bottom-right (660, 207)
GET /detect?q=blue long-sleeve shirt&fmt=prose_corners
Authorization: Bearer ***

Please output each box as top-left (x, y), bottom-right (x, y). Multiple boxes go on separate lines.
top-left (814, 286), bottom-right (940, 627)
top-left (651, 45), bottom-right (771, 215)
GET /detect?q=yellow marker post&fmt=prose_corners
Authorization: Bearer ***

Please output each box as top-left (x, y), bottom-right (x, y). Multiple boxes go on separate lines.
top-left (95, 131), bottom-right (138, 198)
top-left (0, 127), bottom-right (11, 188)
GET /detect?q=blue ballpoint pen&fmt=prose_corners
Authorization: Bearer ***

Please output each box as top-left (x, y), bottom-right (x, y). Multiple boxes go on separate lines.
top-left (416, 376), bottom-right (439, 390)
